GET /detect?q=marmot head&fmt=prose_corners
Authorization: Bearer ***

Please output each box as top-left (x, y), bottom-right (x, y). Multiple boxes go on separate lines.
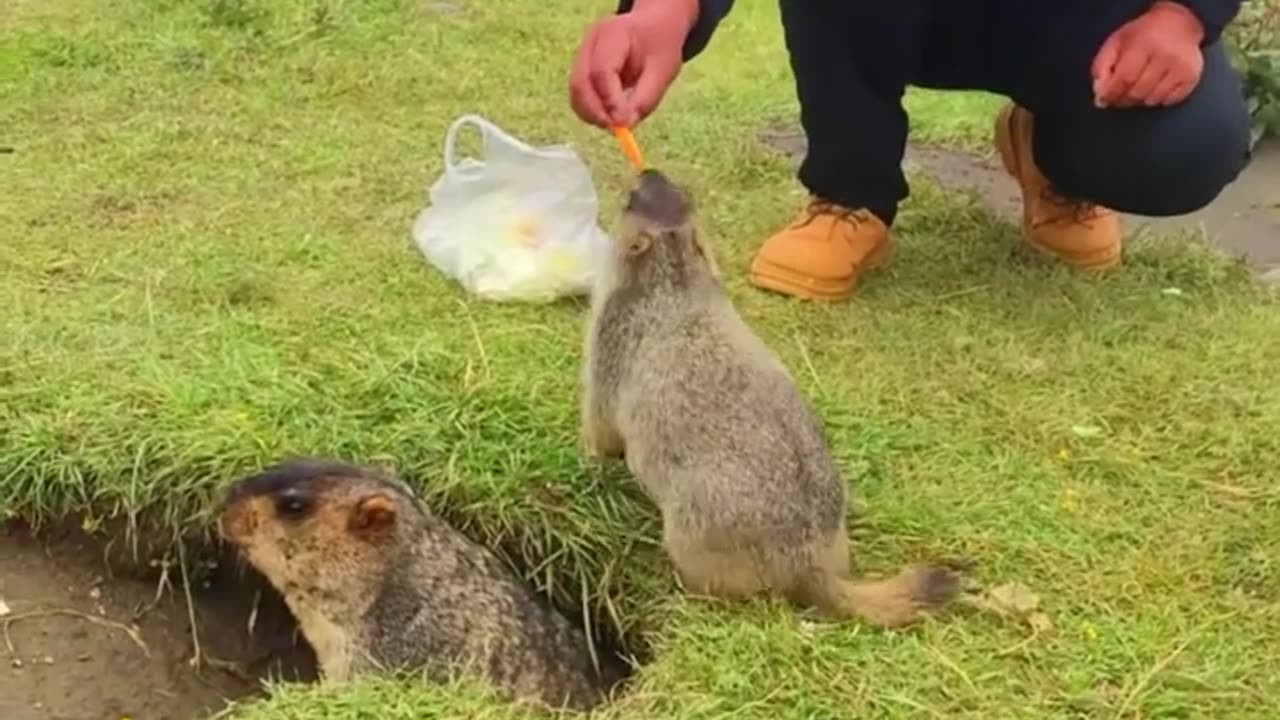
top-left (611, 169), bottom-right (719, 286)
top-left (218, 458), bottom-right (423, 607)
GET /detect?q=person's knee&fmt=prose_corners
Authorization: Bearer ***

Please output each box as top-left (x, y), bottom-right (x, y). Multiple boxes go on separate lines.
top-left (1128, 101), bottom-right (1250, 215)
top-left (1033, 44), bottom-right (1252, 217)
top-left (1038, 102), bottom-right (1251, 217)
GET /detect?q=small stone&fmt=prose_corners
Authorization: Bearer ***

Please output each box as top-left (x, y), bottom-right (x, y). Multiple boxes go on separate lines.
top-left (0, 598), bottom-right (10, 617)
top-left (1070, 424), bottom-right (1104, 439)
top-left (10, 658), bottom-right (22, 669)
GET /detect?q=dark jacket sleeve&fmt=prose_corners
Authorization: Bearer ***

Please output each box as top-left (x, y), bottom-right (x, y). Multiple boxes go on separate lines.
top-left (616, 0), bottom-right (736, 61)
top-left (1168, 0), bottom-right (1242, 45)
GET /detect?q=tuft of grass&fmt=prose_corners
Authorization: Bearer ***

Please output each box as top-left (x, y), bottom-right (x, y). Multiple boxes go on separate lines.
top-left (4, 1), bottom-right (1280, 719)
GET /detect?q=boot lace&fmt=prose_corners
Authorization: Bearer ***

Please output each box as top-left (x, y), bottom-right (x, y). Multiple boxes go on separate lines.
top-left (791, 199), bottom-right (873, 232)
top-left (1035, 186), bottom-right (1106, 228)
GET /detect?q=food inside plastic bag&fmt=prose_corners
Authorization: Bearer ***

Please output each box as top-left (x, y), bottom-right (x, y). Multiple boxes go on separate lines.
top-left (411, 114), bottom-right (612, 302)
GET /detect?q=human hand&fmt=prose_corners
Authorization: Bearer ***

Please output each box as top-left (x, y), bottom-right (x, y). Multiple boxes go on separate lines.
top-left (1091, 1), bottom-right (1206, 109)
top-left (568, 0), bottom-right (698, 128)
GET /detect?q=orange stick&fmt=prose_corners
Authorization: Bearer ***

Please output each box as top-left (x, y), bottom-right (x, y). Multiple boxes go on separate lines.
top-left (611, 126), bottom-right (647, 171)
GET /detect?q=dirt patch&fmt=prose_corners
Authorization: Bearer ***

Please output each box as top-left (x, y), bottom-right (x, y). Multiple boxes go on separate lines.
top-left (0, 515), bottom-right (640, 719)
top-left (760, 127), bottom-right (1280, 272)
top-left (0, 520), bottom-right (316, 720)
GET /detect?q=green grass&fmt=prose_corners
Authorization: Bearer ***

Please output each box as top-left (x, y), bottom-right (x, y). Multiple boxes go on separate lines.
top-left (904, 89), bottom-right (1006, 152)
top-left (4, 1), bottom-right (1280, 718)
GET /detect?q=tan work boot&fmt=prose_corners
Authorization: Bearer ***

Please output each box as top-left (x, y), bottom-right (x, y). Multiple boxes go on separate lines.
top-left (748, 201), bottom-right (892, 301)
top-left (993, 102), bottom-right (1122, 269)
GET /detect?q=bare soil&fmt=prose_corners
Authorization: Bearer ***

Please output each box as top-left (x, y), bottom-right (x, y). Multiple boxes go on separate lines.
top-left (0, 520), bottom-right (316, 720)
top-left (760, 128), bottom-right (1280, 272)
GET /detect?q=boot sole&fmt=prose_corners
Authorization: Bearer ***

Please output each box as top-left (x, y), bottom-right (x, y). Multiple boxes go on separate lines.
top-left (1024, 236), bottom-right (1122, 270)
top-left (748, 239), bottom-right (893, 302)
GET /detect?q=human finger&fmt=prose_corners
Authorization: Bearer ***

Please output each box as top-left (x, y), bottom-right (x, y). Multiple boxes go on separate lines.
top-left (1090, 33), bottom-right (1123, 105)
top-left (569, 28), bottom-right (613, 126)
top-left (1145, 69), bottom-right (1185, 107)
top-left (1161, 53), bottom-right (1203, 106)
top-left (1156, 76), bottom-right (1194, 106)
top-left (585, 22), bottom-right (636, 127)
top-left (1128, 59), bottom-right (1170, 106)
top-left (1090, 32), bottom-right (1122, 85)
top-left (614, 45), bottom-right (648, 127)
top-left (627, 59), bottom-right (677, 125)
top-left (1097, 45), bottom-right (1151, 107)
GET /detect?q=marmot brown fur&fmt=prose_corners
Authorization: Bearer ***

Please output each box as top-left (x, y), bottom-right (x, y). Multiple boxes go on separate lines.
top-left (579, 169), bottom-right (958, 627)
top-left (217, 458), bottom-right (608, 711)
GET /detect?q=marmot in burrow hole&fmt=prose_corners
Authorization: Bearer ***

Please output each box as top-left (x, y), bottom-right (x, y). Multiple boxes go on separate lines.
top-left (217, 458), bottom-right (608, 711)
top-left (579, 169), bottom-right (959, 628)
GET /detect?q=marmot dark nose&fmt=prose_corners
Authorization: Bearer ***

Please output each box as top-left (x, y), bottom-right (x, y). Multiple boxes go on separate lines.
top-left (627, 169), bottom-right (689, 227)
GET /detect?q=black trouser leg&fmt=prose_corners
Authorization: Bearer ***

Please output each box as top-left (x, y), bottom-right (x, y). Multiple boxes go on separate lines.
top-left (945, 2), bottom-right (1254, 217)
top-left (778, 0), bottom-right (924, 226)
top-left (780, 0), bottom-right (1252, 223)
top-left (1024, 41), bottom-right (1253, 216)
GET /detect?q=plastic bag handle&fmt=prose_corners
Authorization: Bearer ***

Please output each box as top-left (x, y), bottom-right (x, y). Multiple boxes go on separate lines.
top-left (443, 114), bottom-right (535, 172)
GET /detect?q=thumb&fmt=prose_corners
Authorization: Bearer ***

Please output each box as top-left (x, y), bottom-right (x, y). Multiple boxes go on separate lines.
top-left (627, 59), bottom-right (677, 126)
top-left (586, 23), bottom-right (638, 126)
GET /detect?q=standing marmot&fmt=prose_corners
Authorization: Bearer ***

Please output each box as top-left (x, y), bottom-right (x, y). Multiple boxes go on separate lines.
top-left (217, 458), bottom-right (608, 711)
top-left (579, 169), bottom-right (958, 627)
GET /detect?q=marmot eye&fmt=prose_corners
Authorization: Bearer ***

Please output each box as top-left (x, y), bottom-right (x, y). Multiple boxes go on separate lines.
top-left (274, 490), bottom-right (311, 519)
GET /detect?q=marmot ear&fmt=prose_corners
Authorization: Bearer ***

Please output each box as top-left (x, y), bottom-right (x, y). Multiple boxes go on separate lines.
top-left (627, 232), bottom-right (652, 257)
top-left (350, 492), bottom-right (397, 535)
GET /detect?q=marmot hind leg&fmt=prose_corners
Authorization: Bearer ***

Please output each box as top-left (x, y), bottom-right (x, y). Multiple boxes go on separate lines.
top-left (663, 524), bottom-right (770, 600)
top-left (579, 385), bottom-right (625, 459)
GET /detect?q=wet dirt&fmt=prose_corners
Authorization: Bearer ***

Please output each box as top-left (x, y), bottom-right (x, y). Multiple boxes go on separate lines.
top-left (0, 520), bottom-right (316, 720)
top-left (760, 128), bottom-right (1280, 272)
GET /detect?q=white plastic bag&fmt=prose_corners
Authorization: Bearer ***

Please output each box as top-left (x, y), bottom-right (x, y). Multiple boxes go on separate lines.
top-left (411, 114), bottom-right (611, 302)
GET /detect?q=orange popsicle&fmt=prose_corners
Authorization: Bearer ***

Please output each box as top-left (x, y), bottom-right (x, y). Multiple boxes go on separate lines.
top-left (611, 126), bottom-right (646, 171)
